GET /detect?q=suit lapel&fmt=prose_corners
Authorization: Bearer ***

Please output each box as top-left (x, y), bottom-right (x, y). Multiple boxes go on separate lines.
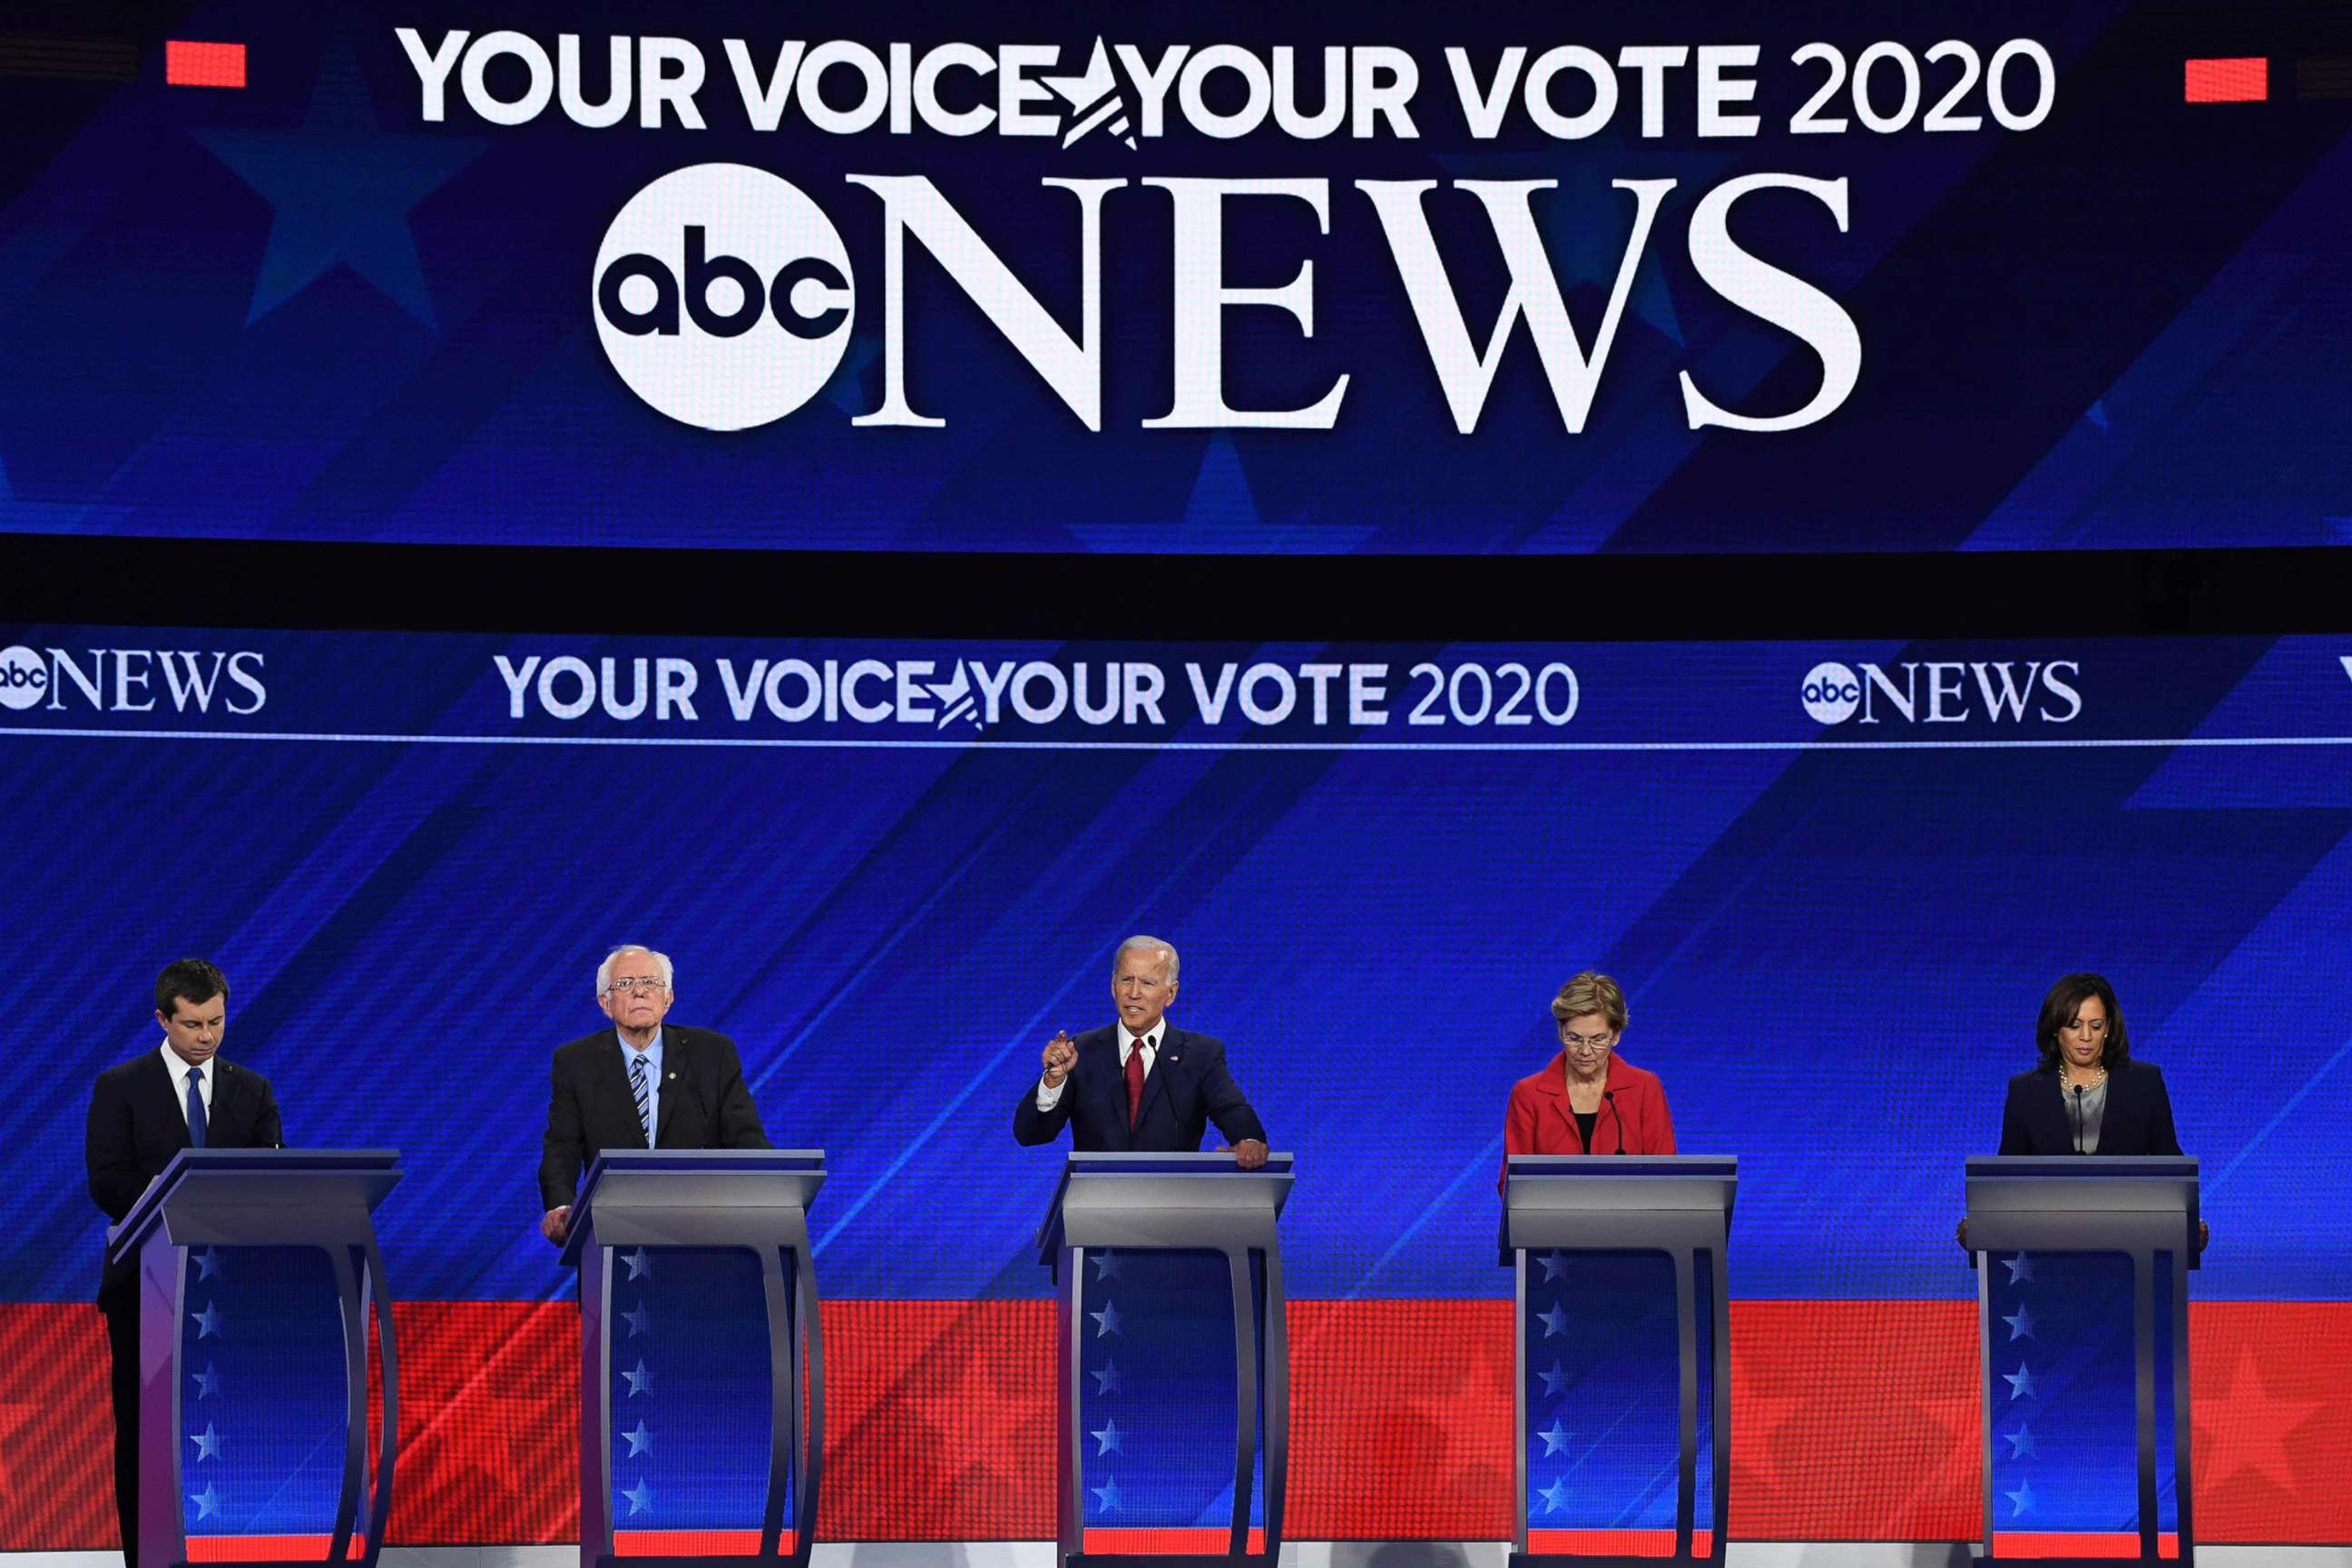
top-left (1086, 1033), bottom-right (1132, 1150)
top-left (653, 1032), bottom-right (691, 1144)
top-left (1134, 1026), bottom-right (1179, 1134)
top-left (597, 1031), bottom-right (650, 1149)
top-left (143, 1051), bottom-right (194, 1152)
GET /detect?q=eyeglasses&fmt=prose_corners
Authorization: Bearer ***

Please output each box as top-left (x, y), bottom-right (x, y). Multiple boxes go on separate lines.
top-left (605, 976), bottom-right (668, 995)
top-left (1560, 1030), bottom-right (1617, 1051)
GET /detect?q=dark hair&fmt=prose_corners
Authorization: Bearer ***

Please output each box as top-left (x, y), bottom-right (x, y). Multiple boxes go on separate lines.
top-left (2034, 972), bottom-right (2130, 1073)
top-left (154, 958), bottom-right (229, 1020)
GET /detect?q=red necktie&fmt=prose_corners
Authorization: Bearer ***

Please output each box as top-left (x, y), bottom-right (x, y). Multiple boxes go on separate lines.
top-left (1126, 1037), bottom-right (1149, 1128)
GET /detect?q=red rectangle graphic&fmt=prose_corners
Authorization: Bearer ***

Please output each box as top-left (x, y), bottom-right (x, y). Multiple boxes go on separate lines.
top-left (165, 40), bottom-right (246, 88)
top-left (2184, 58), bottom-right (2266, 102)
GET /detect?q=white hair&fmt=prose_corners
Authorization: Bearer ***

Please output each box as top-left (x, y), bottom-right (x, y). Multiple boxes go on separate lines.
top-left (1113, 935), bottom-right (1179, 980)
top-left (596, 945), bottom-right (674, 997)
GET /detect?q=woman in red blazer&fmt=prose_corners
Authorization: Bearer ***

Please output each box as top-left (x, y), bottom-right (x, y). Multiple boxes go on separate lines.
top-left (1501, 971), bottom-right (1676, 1190)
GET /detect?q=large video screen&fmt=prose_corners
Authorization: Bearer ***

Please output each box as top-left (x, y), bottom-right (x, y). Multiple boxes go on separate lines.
top-left (2, 0), bottom-right (2347, 552)
top-left (1, 624), bottom-right (2347, 1545)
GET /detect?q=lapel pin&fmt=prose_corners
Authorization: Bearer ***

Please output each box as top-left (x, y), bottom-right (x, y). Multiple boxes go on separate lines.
top-left (668, 1072), bottom-right (677, 1081)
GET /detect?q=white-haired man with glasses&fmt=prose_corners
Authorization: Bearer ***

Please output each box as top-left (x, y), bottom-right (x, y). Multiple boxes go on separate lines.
top-left (539, 945), bottom-right (769, 1244)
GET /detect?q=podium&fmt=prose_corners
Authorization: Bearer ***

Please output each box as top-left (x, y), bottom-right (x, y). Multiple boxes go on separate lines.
top-left (1036, 1152), bottom-right (1294, 1568)
top-left (106, 1148), bottom-right (403, 1568)
top-left (1501, 1156), bottom-right (1737, 1568)
top-left (560, 1150), bottom-right (827, 1567)
top-left (1963, 1157), bottom-right (2199, 1568)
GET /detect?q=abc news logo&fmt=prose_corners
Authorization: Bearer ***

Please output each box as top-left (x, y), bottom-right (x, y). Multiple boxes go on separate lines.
top-left (1800, 660), bottom-right (2081, 725)
top-left (594, 164), bottom-right (855, 431)
top-left (0, 645), bottom-right (267, 715)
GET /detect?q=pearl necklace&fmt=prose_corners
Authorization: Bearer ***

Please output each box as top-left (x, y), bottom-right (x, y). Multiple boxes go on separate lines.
top-left (2062, 1064), bottom-right (2109, 1092)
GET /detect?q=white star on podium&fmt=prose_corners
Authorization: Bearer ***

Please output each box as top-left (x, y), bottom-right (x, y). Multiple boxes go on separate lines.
top-left (2005, 1480), bottom-right (2035, 1516)
top-left (2002, 1364), bottom-right (2035, 1401)
top-left (1092, 1418), bottom-right (1123, 1455)
top-left (1539, 1303), bottom-right (1569, 1338)
top-left (1092, 1359), bottom-right (1122, 1395)
top-left (624, 1476), bottom-right (653, 1514)
top-left (1091, 1476), bottom-right (1122, 1511)
top-left (624, 1250), bottom-right (652, 1280)
top-left (1538, 1418), bottom-right (1571, 1455)
top-left (1090, 1299), bottom-right (1122, 1338)
top-left (2003, 1307), bottom-right (2035, 1341)
top-left (1092, 1251), bottom-right (1121, 1280)
top-left (190, 1483), bottom-right (220, 1520)
top-left (1538, 1477), bottom-right (1570, 1514)
top-left (624, 1421), bottom-right (652, 1457)
top-left (623, 1358), bottom-right (652, 1396)
top-left (190, 1422), bottom-right (220, 1461)
top-left (191, 1302), bottom-right (222, 1339)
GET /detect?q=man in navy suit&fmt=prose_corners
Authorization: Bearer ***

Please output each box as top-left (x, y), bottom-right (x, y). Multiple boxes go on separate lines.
top-left (1014, 936), bottom-right (1268, 1166)
top-left (85, 958), bottom-right (284, 1568)
top-left (539, 944), bottom-right (770, 1246)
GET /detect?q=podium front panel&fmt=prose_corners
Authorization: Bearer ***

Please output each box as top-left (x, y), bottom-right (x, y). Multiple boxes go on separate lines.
top-left (602, 1245), bottom-right (786, 1555)
top-left (1521, 1250), bottom-right (1683, 1553)
top-left (1072, 1247), bottom-right (1267, 1554)
top-left (172, 1244), bottom-right (365, 1553)
top-left (1979, 1248), bottom-right (2186, 1562)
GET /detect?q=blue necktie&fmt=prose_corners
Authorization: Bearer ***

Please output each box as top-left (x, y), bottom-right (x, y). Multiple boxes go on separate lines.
top-left (630, 1052), bottom-right (652, 1148)
top-left (185, 1066), bottom-right (208, 1147)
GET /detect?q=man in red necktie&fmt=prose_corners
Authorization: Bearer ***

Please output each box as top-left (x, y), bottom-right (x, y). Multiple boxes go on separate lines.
top-left (1014, 936), bottom-right (1269, 1167)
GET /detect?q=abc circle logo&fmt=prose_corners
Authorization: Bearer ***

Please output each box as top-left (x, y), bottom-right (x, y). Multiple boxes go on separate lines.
top-left (593, 164), bottom-right (855, 432)
top-left (0, 646), bottom-right (47, 712)
top-left (1800, 661), bottom-right (1861, 725)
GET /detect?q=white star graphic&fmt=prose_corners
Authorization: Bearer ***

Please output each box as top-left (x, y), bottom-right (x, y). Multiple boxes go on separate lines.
top-left (623, 1358), bottom-right (652, 1396)
top-left (1092, 1417), bottom-right (1124, 1455)
top-left (191, 1302), bottom-right (222, 1339)
top-left (1539, 1303), bottom-right (1569, 1338)
top-left (1092, 1359), bottom-right (1122, 1395)
top-left (193, 1249), bottom-right (222, 1281)
top-left (190, 1482), bottom-right (221, 1520)
top-left (622, 1302), bottom-right (652, 1337)
top-left (2002, 1363), bottom-right (2036, 1401)
top-left (1538, 1418), bottom-right (1572, 1455)
top-left (624, 1249), bottom-right (652, 1280)
top-left (190, 1422), bottom-right (220, 1461)
top-left (1091, 1250), bottom-right (1121, 1280)
top-left (1538, 1477), bottom-right (1570, 1514)
top-left (624, 1476), bottom-right (653, 1514)
top-left (2004, 1424), bottom-right (2037, 1459)
top-left (2003, 1307), bottom-right (2036, 1341)
top-left (623, 1421), bottom-right (652, 1457)
top-left (191, 1363), bottom-right (220, 1399)
top-left (1091, 1476), bottom-right (1122, 1512)
top-left (2002, 1253), bottom-right (2036, 1285)
top-left (2005, 1479), bottom-right (2035, 1516)
top-left (1538, 1251), bottom-right (1568, 1283)
top-left (1538, 1360), bottom-right (1569, 1396)
top-left (1090, 1299), bottom-right (1122, 1338)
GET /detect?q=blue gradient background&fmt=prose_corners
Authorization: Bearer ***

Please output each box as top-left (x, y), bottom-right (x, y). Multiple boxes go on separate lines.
top-left (5, 626), bottom-right (2349, 1309)
top-left (0, 1), bottom-right (2347, 552)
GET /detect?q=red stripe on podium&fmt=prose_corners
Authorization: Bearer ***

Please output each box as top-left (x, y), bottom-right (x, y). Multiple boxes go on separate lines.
top-left (1083, 1528), bottom-right (1268, 1553)
top-left (183, 1536), bottom-right (365, 1561)
top-left (1992, 1533), bottom-right (2180, 1558)
top-left (612, 1528), bottom-right (798, 1554)
top-left (1525, 1529), bottom-right (1706, 1555)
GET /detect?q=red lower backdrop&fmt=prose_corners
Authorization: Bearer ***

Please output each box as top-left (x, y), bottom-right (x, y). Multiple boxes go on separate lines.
top-left (0, 1299), bottom-right (2344, 1548)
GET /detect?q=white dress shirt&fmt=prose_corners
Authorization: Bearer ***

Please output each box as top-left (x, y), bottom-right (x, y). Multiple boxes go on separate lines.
top-left (161, 1040), bottom-right (215, 1128)
top-left (1035, 1022), bottom-right (1163, 1112)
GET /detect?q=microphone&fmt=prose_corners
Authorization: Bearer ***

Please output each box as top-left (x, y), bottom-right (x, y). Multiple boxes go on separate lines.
top-left (1604, 1090), bottom-right (1628, 1154)
top-left (2068, 1083), bottom-right (2086, 1154)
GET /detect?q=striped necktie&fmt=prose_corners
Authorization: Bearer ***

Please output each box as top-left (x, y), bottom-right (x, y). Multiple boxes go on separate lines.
top-left (629, 1051), bottom-right (652, 1147)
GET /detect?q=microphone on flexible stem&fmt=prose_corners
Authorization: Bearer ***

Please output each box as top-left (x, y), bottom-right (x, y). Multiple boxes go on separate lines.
top-left (2068, 1083), bottom-right (2086, 1154)
top-left (1604, 1090), bottom-right (1628, 1154)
